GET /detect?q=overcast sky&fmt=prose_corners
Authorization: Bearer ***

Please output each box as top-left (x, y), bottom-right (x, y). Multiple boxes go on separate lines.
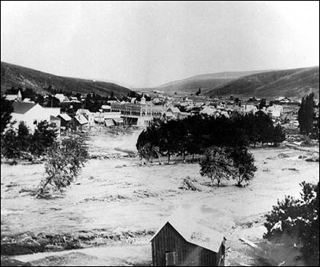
top-left (1, 1), bottom-right (319, 88)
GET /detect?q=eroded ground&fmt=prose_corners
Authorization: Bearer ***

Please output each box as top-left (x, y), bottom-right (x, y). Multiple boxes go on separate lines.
top-left (1, 129), bottom-right (319, 266)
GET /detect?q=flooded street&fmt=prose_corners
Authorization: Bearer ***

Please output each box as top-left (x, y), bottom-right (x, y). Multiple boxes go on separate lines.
top-left (1, 130), bottom-right (319, 265)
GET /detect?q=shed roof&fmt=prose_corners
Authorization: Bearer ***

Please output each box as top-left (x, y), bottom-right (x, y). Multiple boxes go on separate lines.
top-left (58, 113), bottom-right (72, 121)
top-left (12, 102), bottom-right (38, 114)
top-left (105, 119), bottom-right (115, 127)
top-left (151, 209), bottom-right (225, 253)
top-left (167, 107), bottom-right (181, 113)
top-left (74, 114), bottom-right (88, 125)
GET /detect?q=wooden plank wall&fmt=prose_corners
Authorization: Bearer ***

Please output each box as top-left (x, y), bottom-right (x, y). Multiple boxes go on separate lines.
top-left (151, 223), bottom-right (217, 266)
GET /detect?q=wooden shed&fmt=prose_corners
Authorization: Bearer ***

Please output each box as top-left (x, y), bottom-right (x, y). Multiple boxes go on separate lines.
top-left (151, 212), bottom-right (226, 266)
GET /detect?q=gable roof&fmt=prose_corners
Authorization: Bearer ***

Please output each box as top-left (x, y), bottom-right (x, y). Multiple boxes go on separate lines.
top-left (167, 107), bottom-right (181, 113)
top-left (74, 114), bottom-right (88, 125)
top-left (151, 209), bottom-right (225, 253)
top-left (12, 102), bottom-right (38, 114)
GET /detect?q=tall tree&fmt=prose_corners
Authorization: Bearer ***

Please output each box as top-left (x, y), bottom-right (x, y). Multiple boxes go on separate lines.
top-left (298, 92), bottom-right (315, 135)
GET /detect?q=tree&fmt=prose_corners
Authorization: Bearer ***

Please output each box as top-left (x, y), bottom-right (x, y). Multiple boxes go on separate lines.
top-left (272, 124), bottom-right (286, 146)
top-left (17, 121), bottom-right (31, 153)
top-left (30, 120), bottom-right (58, 157)
top-left (264, 182), bottom-right (319, 265)
top-left (298, 93), bottom-right (315, 136)
top-left (199, 146), bottom-right (238, 187)
top-left (37, 134), bottom-right (89, 197)
top-left (258, 98), bottom-right (267, 110)
top-left (227, 147), bottom-right (257, 186)
top-left (136, 118), bottom-right (163, 164)
top-left (1, 129), bottom-right (20, 160)
top-left (1, 94), bottom-right (14, 135)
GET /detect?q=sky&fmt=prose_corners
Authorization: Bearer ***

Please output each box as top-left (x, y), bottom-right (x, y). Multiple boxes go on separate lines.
top-left (1, 1), bottom-right (319, 88)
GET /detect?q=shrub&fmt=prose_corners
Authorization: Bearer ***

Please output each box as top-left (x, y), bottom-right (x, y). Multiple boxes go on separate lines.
top-left (264, 182), bottom-right (319, 265)
top-left (37, 134), bottom-right (89, 197)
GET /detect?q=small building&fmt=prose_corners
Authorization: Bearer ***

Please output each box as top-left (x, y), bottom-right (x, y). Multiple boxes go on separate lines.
top-left (200, 106), bottom-right (216, 116)
top-left (101, 105), bottom-right (112, 112)
top-left (151, 211), bottom-right (226, 266)
top-left (266, 105), bottom-right (283, 118)
top-left (58, 113), bottom-right (72, 129)
top-left (5, 89), bottom-right (22, 101)
top-left (243, 104), bottom-right (258, 114)
top-left (54, 93), bottom-right (69, 103)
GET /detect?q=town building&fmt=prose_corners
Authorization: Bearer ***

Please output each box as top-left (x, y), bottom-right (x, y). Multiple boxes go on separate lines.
top-left (5, 89), bottom-right (22, 101)
top-left (111, 102), bottom-right (164, 127)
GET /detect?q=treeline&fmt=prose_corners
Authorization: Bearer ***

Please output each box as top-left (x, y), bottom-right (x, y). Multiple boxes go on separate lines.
top-left (137, 111), bottom-right (286, 162)
top-left (1, 120), bottom-right (58, 162)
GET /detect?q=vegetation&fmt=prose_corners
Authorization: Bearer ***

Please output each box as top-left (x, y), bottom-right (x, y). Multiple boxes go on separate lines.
top-left (207, 67), bottom-right (319, 99)
top-left (1, 120), bottom-right (58, 160)
top-left (199, 146), bottom-right (237, 186)
top-left (137, 112), bottom-right (286, 161)
top-left (264, 182), bottom-right (319, 265)
top-left (0, 94), bottom-right (14, 134)
top-left (227, 146), bottom-right (257, 187)
top-left (136, 112), bottom-right (285, 186)
top-left (298, 92), bottom-right (315, 136)
top-left (37, 134), bottom-right (89, 198)
top-left (1, 61), bottom-right (131, 97)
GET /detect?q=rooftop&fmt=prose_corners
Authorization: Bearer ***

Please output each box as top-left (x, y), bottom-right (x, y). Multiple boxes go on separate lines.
top-left (151, 208), bottom-right (225, 253)
top-left (12, 102), bottom-right (38, 114)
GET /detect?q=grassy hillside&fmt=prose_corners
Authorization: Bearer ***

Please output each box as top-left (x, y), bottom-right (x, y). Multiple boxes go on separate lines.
top-left (1, 62), bottom-right (131, 97)
top-left (204, 67), bottom-right (319, 100)
top-left (137, 70), bottom-right (270, 95)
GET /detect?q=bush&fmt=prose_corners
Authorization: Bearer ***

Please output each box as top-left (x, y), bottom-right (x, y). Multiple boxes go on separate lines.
top-left (37, 134), bottom-right (89, 197)
top-left (264, 182), bottom-right (319, 265)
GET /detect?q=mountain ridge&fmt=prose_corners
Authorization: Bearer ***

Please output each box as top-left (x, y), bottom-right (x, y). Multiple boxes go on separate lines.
top-left (1, 61), bottom-right (131, 97)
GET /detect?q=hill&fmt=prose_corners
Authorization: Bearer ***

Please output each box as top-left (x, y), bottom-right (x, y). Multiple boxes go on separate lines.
top-left (137, 70), bottom-right (273, 95)
top-left (1, 62), bottom-right (131, 97)
top-left (204, 66), bottom-right (319, 100)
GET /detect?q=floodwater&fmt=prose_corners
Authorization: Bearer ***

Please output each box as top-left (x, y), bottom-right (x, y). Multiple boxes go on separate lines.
top-left (1, 129), bottom-right (319, 265)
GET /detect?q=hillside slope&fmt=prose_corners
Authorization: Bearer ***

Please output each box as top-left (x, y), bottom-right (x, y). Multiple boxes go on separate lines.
top-left (1, 62), bottom-right (131, 96)
top-left (204, 67), bottom-right (319, 99)
top-left (139, 70), bottom-right (270, 94)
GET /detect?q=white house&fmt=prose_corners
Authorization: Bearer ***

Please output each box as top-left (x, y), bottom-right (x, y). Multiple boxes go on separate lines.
top-left (76, 109), bottom-right (95, 126)
top-left (11, 102), bottom-right (61, 132)
top-left (267, 105), bottom-right (283, 118)
top-left (5, 90), bottom-right (22, 101)
top-left (54, 94), bottom-right (68, 103)
top-left (200, 106), bottom-right (216, 116)
top-left (243, 104), bottom-right (258, 114)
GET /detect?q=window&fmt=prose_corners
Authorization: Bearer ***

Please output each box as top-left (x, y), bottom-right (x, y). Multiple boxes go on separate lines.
top-left (165, 251), bottom-right (177, 266)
